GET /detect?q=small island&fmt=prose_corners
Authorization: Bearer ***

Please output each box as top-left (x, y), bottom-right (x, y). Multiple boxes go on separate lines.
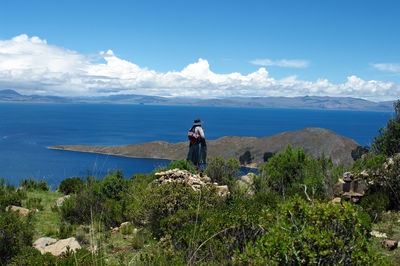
top-left (50, 127), bottom-right (359, 167)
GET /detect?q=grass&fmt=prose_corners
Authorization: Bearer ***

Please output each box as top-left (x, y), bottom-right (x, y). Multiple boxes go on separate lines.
top-left (370, 212), bottom-right (400, 264)
top-left (23, 190), bottom-right (63, 239)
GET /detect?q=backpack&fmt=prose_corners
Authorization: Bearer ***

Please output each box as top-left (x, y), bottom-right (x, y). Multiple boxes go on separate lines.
top-left (188, 127), bottom-right (200, 144)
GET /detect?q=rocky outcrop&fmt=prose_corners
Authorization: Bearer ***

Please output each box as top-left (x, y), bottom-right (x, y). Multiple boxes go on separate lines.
top-left (236, 173), bottom-right (256, 194)
top-left (56, 195), bottom-right (71, 207)
top-left (33, 237), bottom-right (58, 253)
top-left (381, 240), bottom-right (398, 250)
top-left (33, 237), bottom-right (81, 256)
top-left (50, 127), bottom-right (359, 168)
top-left (154, 169), bottom-right (229, 196)
top-left (5, 205), bottom-right (34, 216)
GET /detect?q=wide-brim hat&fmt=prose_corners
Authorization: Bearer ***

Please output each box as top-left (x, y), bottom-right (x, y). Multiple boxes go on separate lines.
top-left (193, 119), bottom-right (203, 126)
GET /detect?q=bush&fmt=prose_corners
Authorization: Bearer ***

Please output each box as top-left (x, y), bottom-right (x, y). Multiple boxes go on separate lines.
top-left (372, 99), bottom-right (400, 156)
top-left (351, 145), bottom-right (370, 161)
top-left (168, 159), bottom-right (196, 173)
top-left (0, 178), bottom-right (26, 211)
top-left (60, 171), bottom-right (128, 227)
top-left (258, 145), bottom-right (342, 199)
top-left (0, 211), bottom-right (34, 264)
top-left (58, 177), bottom-right (84, 195)
top-left (8, 246), bottom-right (103, 266)
top-left (26, 197), bottom-right (44, 211)
top-left (360, 190), bottom-right (390, 221)
top-left (352, 153), bottom-right (387, 172)
top-left (19, 178), bottom-right (49, 191)
top-left (205, 156), bottom-right (240, 187)
top-left (236, 197), bottom-right (385, 265)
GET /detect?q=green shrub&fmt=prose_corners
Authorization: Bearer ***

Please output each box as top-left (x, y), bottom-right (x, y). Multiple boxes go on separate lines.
top-left (99, 170), bottom-right (127, 200)
top-left (9, 246), bottom-right (103, 266)
top-left (0, 178), bottom-right (26, 210)
top-left (236, 197), bottom-right (385, 265)
top-left (168, 159), bottom-right (196, 173)
top-left (205, 156), bottom-right (240, 186)
top-left (360, 190), bottom-right (390, 221)
top-left (351, 145), bottom-right (370, 161)
top-left (258, 145), bottom-right (342, 199)
top-left (0, 211), bottom-right (34, 264)
top-left (8, 246), bottom-right (57, 265)
top-left (58, 177), bottom-right (85, 195)
top-left (60, 171), bottom-right (128, 227)
top-left (352, 153), bottom-right (387, 172)
top-left (19, 178), bottom-right (49, 191)
top-left (26, 197), bottom-right (44, 211)
top-left (372, 100), bottom-right (400, 156)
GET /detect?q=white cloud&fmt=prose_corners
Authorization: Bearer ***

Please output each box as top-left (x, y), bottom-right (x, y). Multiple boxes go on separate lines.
top-left (0, 34), bottom-right (399, 101)
top-left (371, 63), bottom-right (400, 72)
top-left (250, 58), bottom-right (309, 68)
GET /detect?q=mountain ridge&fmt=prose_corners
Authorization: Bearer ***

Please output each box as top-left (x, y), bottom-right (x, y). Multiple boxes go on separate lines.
top-left (0, 89), bottom-right (394, 111)
top-left (50, 127), bottom-right (359, 168)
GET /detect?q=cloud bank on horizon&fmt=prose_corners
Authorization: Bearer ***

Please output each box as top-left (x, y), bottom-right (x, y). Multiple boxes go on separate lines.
top-left (0, 34), bottom-right (399, 101)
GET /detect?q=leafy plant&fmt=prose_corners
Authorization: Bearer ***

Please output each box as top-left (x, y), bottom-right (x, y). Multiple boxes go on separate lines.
top-left (168, 159), bottom-right (196, 173)
top-left (372, 99), bottom-right (400, 156)
top-left (236, 197), bottom-right (385, 265)
top-left (205, 156), bottom-right (240, 186)
top-left (58, 177), bottom-right (85, 195)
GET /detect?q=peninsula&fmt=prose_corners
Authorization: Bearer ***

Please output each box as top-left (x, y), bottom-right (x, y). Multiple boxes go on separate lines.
top-left (50, 127), bottom-right (359, 168)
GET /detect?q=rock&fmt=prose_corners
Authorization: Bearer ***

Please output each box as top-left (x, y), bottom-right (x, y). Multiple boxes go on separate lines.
top-left (56, 195), bottom-right (71, 207)
top-left (343, 172), bottom-right (355, 182)
top-left (332, 197), bottom-right (341, 203)
top-left (216, 185), bottom-right (229, 197)
top-left (381, 240), bottom-right (398, 250)
top-left (111, 227), bottom-right (119, 233)
top-left (43, 237), bottom-right (81, 256)
top-left (5, 205), bottom-right (31, 216)
top-left (33, 237), bottom-right (57, 253)
top-left (370, 230), bottom-right (387, 238)
top-left (120, 221), bottom-right (131, 228)
top-left (241, 173), bottom-right (256, 185)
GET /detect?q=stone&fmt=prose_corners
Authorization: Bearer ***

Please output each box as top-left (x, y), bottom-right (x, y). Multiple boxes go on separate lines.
top-left (342, 172), bottom-right (355, 182)
top-left (370, 230), bottom-right (387, 238)
top-left (241, 173), bottom-right (255, 185)
top-left (332, 197), bottom-right (341, 203)
top-left (120, 221), bottom-right (131, 228)
top-left (216, 185), bottom-right (229, 197)
top-left (43, 237), bottom-right (81, 256)
top-left (56, 195), bottom-right (71, 207)
top-left (5, 205), bottom-right (31, 216)
top-left (33, 237), bottom-right (57, 254)
top-left (381, 240), bottom-right (398, 250)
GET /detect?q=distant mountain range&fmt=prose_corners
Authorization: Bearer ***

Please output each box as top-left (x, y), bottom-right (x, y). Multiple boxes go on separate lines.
top-left (0, 89), bottom-right (395, 111)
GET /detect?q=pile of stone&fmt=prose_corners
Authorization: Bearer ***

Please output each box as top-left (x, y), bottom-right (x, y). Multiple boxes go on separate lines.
top-left (154, 169), bottom-right (229, 196)
top-left (334, 171), bottom-right (368, 202)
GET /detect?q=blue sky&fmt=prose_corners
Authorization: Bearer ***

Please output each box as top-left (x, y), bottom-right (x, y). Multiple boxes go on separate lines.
top-left (0, 0), bottom-right (399, 101)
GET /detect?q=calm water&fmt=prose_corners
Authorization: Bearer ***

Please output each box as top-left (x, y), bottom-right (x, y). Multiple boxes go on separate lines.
top-left (0, 103), bottom-right (393, 188)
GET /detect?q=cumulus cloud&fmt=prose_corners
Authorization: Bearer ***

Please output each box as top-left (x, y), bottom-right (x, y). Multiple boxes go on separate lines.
top-left (0, 34), bottom-right (399, 101)
top-left (250, 58), bottom-right (309, 68)
top-left (371, 63), bottom-right (400, 72)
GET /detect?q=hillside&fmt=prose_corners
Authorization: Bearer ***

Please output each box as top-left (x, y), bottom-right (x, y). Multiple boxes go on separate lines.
top-left (51, 127), bottom-right (359, 167)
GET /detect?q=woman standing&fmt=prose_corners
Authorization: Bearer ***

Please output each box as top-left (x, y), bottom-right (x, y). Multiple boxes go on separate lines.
top-left (187, 119), bottom-right (207, 170)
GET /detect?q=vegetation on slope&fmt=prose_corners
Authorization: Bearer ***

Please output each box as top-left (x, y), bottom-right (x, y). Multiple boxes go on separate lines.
top-left (1, 100), bottom-right (400, 265)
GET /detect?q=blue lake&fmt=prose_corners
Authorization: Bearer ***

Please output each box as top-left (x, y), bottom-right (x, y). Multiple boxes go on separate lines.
top-left (0, 102), bottom-right (393, 188)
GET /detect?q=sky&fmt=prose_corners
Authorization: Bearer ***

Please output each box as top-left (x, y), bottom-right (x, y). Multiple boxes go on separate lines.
top-left (0, 0), bottom-right (399, 101)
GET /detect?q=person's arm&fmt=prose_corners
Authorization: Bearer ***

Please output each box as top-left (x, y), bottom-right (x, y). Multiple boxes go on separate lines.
top-left (196, 127), bottom-right (205, 139)
top-left (196, 127), bottom-right (206, 146)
